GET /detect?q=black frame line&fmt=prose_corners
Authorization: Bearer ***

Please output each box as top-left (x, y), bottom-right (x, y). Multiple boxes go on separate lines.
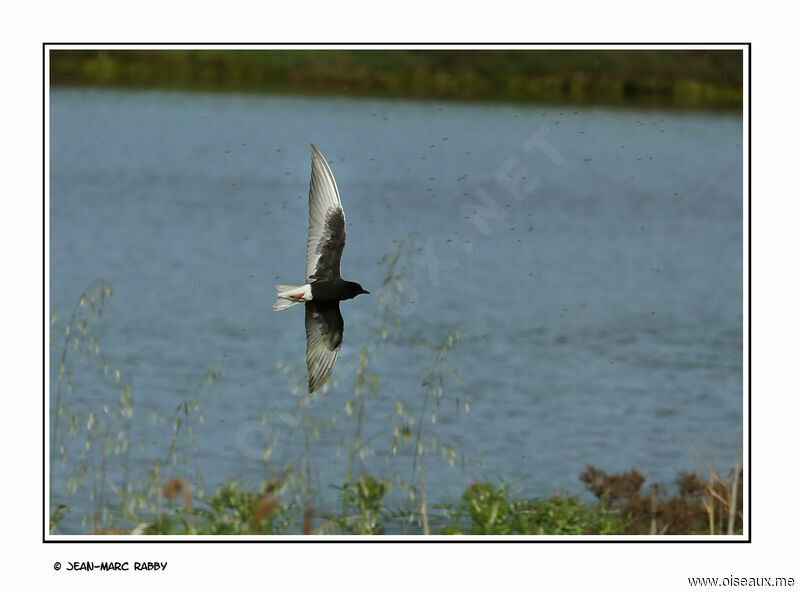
top-left (43, 41), bottom-right (751, 544)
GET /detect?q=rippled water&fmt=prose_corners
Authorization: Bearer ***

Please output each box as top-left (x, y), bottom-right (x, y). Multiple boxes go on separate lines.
top-left (49, 89), bottom-right (743, 533)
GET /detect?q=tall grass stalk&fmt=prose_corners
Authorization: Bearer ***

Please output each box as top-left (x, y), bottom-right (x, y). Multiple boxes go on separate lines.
top-left (50, 281), bottom-right (115, 527)
top-left (688, 442), bottom-right (743, 535)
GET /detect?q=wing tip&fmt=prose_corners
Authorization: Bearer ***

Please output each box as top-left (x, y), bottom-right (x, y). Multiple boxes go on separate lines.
top-left (307, 372), bottom-right (329, 393)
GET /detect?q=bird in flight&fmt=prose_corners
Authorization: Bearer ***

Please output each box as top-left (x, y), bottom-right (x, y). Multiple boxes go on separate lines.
top-left (274, 144), bottom-right (369, 393)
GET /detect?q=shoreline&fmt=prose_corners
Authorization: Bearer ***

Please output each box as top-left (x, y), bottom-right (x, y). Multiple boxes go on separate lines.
top-left (49, 49), bottom-right (743, 111)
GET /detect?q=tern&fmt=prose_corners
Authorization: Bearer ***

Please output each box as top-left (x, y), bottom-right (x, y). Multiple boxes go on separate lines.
top-left (274, 144), bottom-right (369, 392)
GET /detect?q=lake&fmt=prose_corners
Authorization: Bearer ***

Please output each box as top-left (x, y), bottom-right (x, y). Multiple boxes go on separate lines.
top-left (48, 89), bottom-right (743, 533)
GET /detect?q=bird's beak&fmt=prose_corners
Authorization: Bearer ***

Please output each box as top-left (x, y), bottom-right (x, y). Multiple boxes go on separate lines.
top-left (362, 289), bottom-right (370, 295)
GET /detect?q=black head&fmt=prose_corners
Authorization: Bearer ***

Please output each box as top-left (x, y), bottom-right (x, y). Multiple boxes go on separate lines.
top-left (342, 281), bottom-right (370, 300)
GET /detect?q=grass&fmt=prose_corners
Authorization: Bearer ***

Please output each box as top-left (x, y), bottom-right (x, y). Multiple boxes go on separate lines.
top-left (49, 240), bottom-right (743, 536)
top-left (55, 466), bottom-right (742, 535)
top-left (49, 49), bottom-right (743, 109)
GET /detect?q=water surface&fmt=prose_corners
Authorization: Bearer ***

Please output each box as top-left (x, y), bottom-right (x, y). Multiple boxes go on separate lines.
top-left (49, 89), bottom-right (743, 533)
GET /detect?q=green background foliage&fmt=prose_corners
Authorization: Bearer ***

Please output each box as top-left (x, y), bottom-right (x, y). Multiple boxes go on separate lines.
top-left (49, 49), bottom-right (743, 109)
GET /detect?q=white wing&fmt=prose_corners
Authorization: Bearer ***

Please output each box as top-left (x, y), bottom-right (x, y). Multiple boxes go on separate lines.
top-left (306, 144), bottom-right (346, 283)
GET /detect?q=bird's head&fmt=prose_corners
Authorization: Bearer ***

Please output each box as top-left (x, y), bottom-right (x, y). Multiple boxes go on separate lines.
top-left (343, 281), bottom-right (370, 300)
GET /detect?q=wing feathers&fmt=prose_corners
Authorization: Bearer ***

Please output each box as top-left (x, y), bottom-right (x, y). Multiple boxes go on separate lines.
top-left (305, 301), bottom-right (344, 393)
top-left (306, 145), bottom-right (346, 283)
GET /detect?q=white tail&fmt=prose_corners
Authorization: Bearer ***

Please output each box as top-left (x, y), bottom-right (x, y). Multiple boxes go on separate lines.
top-left (273, 297), bottom-right (300, 311)
top-left (273, 284), bottom-right (312, 311)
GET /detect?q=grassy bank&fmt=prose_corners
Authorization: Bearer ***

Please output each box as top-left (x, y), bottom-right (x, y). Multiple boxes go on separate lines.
top-left (49, 49), bottom-right (743, 109)
top-left (67, 464), bottom-right (743, 536)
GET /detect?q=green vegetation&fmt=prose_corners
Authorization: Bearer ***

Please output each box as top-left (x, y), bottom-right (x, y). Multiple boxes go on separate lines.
top-left (52, 467), bottom-right (742, 535)
top-left (49, 49), bottom-right (743, 109)
top-left (440, 482), bottom-right (628, 535)
top-left (49, 240), bottom-right (743, 536)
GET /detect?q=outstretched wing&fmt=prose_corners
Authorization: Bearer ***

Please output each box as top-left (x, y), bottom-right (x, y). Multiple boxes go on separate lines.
top-left (306, 144), bottom-right (346, 283)
top-left (304, 301), bottom-right (344, 393)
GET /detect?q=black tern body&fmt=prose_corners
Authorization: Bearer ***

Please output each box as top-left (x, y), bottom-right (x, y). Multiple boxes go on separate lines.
top-left (274, 144), bottom-right (369, 392)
